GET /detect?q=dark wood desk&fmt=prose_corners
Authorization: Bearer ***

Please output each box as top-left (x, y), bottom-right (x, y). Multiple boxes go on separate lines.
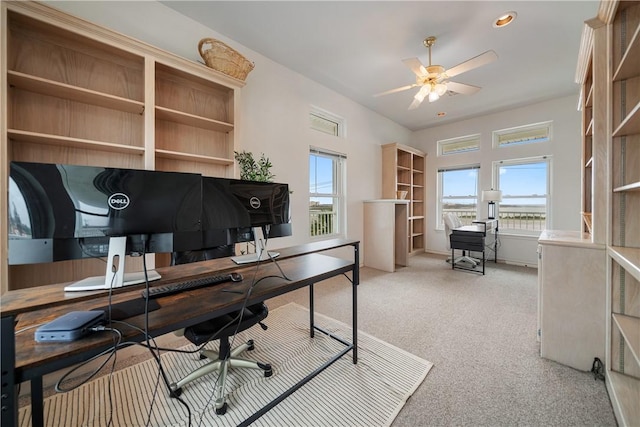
top-left (1, 239), bottom-right (360, 427)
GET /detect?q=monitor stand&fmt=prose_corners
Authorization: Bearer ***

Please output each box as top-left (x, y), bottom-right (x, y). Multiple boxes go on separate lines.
top-left (64, 236), bottom-right (161, 292)
top-left (231, 227), bottom-right (279, 265)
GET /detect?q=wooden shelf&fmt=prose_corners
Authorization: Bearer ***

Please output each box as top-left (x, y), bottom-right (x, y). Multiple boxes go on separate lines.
top-left (155, 106), bottom-right (234, 133)
top-left (613, 313), bottom-right (640, 367)
top-left (585, 156), bottom-right (593, 167)
top-left (382, 143), bottom-right (426, 254)
top-left (8, 129), bottom-right (145, 155)
top-left (155, 149), bottom-right (234, 165)
top-left (8, 71), bottom-right (145, 114)
top-left (608, 371), bottom-right (640, 427)
top-left (2, 1), bottom-right (241, 294)
top-left (613, 101), bottom-right (640, 137)
top-left (609, 246), bottom-right (640, 282)
top-left (613, 18), bottom-right (640, 82)
top-left (586, 83), bottom-right (594, 107)
top-left (613, 181), bottom-right (640, 193)
top-left (586, 118), bottom-right (594, 136)
top-left (592, 3), bottom-right (640, 425)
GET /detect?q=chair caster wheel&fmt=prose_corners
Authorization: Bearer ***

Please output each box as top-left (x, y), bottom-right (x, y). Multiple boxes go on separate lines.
top-left (247, 339), bottom-right (255, 351)
top-left (169, 383), bottom-right (182, 398)
top-left (216, 402), bottom-right (228, 415)
top-left (264, 369), bottom-right (273, 378)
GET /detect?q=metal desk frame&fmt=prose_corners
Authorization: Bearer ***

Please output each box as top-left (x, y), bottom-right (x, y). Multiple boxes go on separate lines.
top-left (1, 239), bottom-right (359, 427)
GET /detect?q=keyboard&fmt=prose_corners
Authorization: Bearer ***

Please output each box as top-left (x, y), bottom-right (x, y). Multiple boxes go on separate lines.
top-left (141, 272), bottom-right (243, 299)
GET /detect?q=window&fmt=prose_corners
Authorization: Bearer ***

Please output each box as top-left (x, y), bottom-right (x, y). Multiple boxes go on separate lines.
top-left (438, 165), bottom-right (479, 227)
top-left (309, 148), bottom-right (346, 237)
top-left (494, 157), bottom-right (550, 233)
top-left (493, 121), bottom-right (552, 148)
top-left (437, 134), bottom-right (480, 156)
top-left (310, 106), bottom-right (346, 137)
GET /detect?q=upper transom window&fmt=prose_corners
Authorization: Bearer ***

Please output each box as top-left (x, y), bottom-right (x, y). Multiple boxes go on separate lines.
top-left (493, 121), bottom-right (552, 148)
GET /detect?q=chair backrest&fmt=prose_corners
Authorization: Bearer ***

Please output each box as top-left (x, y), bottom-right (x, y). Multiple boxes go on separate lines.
top-left (442, 213), bottom-right (463, 250)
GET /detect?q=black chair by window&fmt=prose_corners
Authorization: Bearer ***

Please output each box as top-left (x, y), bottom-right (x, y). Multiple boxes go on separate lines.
top-left (169, 246), bottom-right (272, 415)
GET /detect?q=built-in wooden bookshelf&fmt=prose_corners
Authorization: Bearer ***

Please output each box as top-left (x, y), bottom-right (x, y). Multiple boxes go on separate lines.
top-left (608, 3), bottom-right (640, 425)
top-left (382, 143), bottom-right (426, 254)
top-left (577, 1), bottom-right (640, 425)
top-left (1, 1), bottom-right (245, 293)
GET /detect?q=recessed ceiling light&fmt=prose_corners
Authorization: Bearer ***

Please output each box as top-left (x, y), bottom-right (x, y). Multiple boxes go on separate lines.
top-left (437, 112), bottom-right (446, 117)
top-left (493, 11), bottom-right (517, 28)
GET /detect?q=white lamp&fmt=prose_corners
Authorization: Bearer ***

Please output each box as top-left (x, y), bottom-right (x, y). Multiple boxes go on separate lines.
top-left (482, 189), bottom-right (502, 219)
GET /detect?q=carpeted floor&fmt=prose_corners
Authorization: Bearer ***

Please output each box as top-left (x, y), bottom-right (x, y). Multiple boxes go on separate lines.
top-left (18, 302), bottom-right (432, 427)
top-left (268, 253), bottom-right (618, 426)
top-left (20, 252), bottom-right (618, 426)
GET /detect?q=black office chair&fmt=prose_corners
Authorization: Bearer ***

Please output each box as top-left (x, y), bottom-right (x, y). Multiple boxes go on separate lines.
top-left (168, 246), bottom-right (273, 415)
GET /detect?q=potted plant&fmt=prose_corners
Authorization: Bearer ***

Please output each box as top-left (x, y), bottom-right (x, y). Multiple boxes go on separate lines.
top-left (234, 150), bottom-right (275, 182)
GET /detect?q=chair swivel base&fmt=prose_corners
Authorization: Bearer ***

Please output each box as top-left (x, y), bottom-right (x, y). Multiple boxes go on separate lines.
top-left (447, 256), bottom-right (480, 267)
top-left (169, 339), bottom-right (272, 415)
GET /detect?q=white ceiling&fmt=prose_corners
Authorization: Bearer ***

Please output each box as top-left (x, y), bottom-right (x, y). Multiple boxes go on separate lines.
top-left (162, 1), bottom-right (598, 131)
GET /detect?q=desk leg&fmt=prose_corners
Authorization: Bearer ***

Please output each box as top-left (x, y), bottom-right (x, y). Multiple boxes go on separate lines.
top-left (451, 248), bottom-right (455, 270)
top-left (309, 283), bottom-right (315, 338)
top-left (30, 377), bottom-right (44, 427)
top-left (495, 226), bottom-right (499, 263)
top-left (353, 243), bottom-right (359, 364)
top-left (1, 316), bottom-right (17, 427)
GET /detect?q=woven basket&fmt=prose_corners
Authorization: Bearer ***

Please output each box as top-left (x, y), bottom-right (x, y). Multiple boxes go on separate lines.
top-left (198, 38), bottom-right (254, 81)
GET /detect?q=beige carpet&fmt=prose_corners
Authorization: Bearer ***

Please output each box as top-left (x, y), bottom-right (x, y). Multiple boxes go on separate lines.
top-left (19, 302), bottom-right (433, 426)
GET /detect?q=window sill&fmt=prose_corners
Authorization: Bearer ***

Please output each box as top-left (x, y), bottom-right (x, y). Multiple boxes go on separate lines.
top-left (498, 231), bottom-right (543, 239)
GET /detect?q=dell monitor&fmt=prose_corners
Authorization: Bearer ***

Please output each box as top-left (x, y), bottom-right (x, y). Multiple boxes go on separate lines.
top-left (9, 162), bottom-right (202, 291)
top-left (201, 178), bottom-right (291, 264)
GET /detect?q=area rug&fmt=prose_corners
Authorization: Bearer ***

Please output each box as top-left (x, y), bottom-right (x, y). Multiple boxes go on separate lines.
top-left (18, 302), bottom-right (433, 426)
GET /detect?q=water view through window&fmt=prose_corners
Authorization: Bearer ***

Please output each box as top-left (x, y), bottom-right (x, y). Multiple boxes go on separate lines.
top-left (442, 159), bottom-right (548, 232)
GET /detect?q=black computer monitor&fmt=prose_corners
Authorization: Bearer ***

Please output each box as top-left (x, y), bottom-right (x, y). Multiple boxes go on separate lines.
top-left (201, 177), bottom-right (291, 264)
top-left (9, 161), bottom-right (202, 290)
top-left (201, 177), bottom-right (291, 246)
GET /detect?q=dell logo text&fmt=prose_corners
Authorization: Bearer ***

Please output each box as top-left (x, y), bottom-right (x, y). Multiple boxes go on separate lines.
top-left (249, 197), bottom-right (261, 209)
top-left (108, 193), bottom-right (130, 210)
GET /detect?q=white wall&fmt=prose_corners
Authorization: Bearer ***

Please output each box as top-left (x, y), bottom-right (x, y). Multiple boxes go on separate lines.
top-left (47, 1), bottom-right (413, 259)
top-left (410, 95), bottom-right (582, 266)
top-left (43, 2), bottom-right (583, 266)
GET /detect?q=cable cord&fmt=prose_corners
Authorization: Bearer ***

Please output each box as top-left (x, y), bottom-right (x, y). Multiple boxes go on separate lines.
top-left (54, 326), bottom-right (123, 393)
top-left (196, 258), bottom-right (264, 426)
top-left (140, 239), bottom-right (192, 427)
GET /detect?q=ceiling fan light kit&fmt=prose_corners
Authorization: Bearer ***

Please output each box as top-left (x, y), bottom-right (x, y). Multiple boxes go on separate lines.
top-left (375, 35), bottom-right (497, 110)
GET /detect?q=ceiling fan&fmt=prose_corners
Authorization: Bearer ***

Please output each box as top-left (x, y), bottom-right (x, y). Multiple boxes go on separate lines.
top-left (375, 36), bottom-right (498, 109)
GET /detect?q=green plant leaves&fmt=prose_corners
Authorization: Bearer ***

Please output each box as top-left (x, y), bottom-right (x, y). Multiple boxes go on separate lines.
top-left (234, 150), bottom-right (275, 182)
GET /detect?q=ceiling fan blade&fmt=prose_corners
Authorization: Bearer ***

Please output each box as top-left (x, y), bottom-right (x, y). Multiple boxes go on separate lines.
top-left (446, 81), bottom-right (482, 95)
top-left (408, 97), bottom-right (424, 110)
top-left (408, 85), bottom-right (429, 109)
top-left (374, 84), bottom-right (418, 97)
top-left (445, 50), bottom-right (498, 78)
top-left (402, 57), bottom-right (427, 76)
